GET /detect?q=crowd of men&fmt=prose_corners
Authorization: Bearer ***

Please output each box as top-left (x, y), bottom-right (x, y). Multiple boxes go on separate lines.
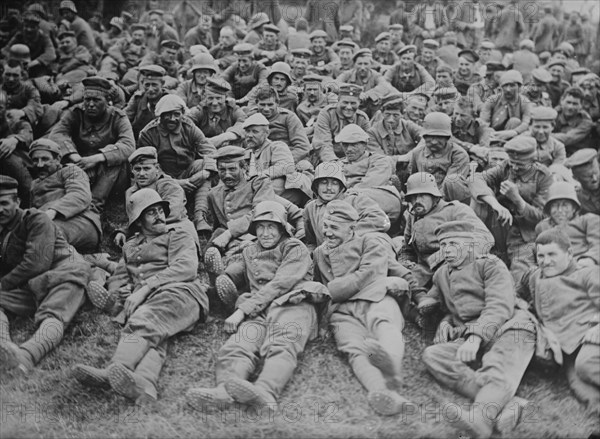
top-left (0, 1), bottom-right (599, 438)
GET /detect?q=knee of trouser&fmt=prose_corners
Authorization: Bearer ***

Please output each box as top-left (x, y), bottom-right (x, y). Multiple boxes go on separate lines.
top-left (574, 348), bottom-right (598, 382)
top-left (422, 344), bottom-right (444, 368)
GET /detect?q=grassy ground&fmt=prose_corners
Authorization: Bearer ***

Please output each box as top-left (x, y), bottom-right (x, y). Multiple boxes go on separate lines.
top-left (1, 199), bottom-right (599, 439)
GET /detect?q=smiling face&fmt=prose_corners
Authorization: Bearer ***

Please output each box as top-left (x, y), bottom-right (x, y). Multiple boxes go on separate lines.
top-left (458, 57), bottom-right (473, 76)
top-left (206, 91), bottom-right (226, 113)
top-left (311, 37), bottom-right (326, 54)
top-left (139, 204), bottom-right (167, 235)
top-left (572, 160), bottom-right (600, 192)
top-left (537, 242), bottom-right (572, 277)
top-left (338, 95), bottom-right (360, 119)
top-left (404, 99), bottom-right (427, 124)
top-left (237, 55), bottom-right (252, 73)
top-left (322, 217), bottom-right (355, 249)
top-left (561, 94), bottom-right (582, 118)
top-left (316, 178), bottom-right (343, 202)
top-left (30, 150), bottom-right (60, 179)
top-left (257, 97), bottom-right (278, 119)
top-left (421, 47), bottom-right (434, 63)
top-left (549, 199), bottom-right (577, 225)
top-left (453, 106), bottom-right (473, 129)
top-left (159, 110), bottom-right (183, 132)
top-left (255, 220), bottom-right (284, 249)
top-left (142, 77), bottom-right (163, 101)
top-left (530, 120), bottom-right (553, 143)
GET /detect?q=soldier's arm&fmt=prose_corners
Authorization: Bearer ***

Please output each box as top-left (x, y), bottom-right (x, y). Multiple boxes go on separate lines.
top-left (551, 140), bottom-right (566, 165)
top-left (354, 154), bottom-right (393, 188)
top-left (44, 165), bottom-right (93, 218)
top-left (302, 202), bottom-right (318, 249)
top-left (513, 169), bottom-right (552, 225)
top-left (260, 142), bottom-right (295, 179)
top-left (553, 117), bottom-right (594, 147)
top-left (227, 175), bottom-right (276, 238)
top-left (579, 214), bottom-right (600, 265)
top-left (192, 123), bottom-right (217, 158)
top-left (107, 39), bottom-right (126, 63)
top-left (352, 193), bottom-right (391, 235)
top-left (22, 85), bottom-right (43, 126)
top-left (37, 32), bottom-right (57, 66)
top-left (443, 147), bottom-right (470, 181)
top-left (313, 109), bottom-right (337, 163)
top-left (49, 108), bottom-right (79, 159)
top-left (286, 113), bottom-right (312, 163)
top-left (100, 112), bottom-right (136, 166)
top-left (7, 119), bottom-right (33, 150)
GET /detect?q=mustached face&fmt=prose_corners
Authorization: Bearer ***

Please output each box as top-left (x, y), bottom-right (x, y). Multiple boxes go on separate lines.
top-left (139, 205), bottom-right (167, 234)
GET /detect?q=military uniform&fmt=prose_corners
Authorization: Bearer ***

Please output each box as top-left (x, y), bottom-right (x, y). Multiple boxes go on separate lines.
top-left (566, 149), bottom-right (600, 216)
top-left (453, 71), bottom-right (482, 96)
top-left (372, 50), bottom-right (398, 68)
top-left (536, 214), bottom-right (600, 264)
top-left (297, 94), bottom-right (329, 128)
top-left (139, 52), bottom-right (180, 82)
top-left (480, 93), bottom-right (532, 135)
top-left (3, 81), bottom-right (43, 127)
top-left (103, 38), bottom-right (147, 76)
top-left (210, 43), bottom-right (237, 70)
top-left (553, 107), bottom-right (596, 153)
top-left (174, 80), bottom-right (207, 109)
top-left (125, 89), bottom-right (169, 138)
top-left (466, 80), bottom-right (498, 114)
top-left (222, 62), bottom-right (268, 100)
top-left (2, 30), bottom-right (56, 73)
top-left (367, 118), bottom-right (423, 160)
top-left (256, 107), bottom-right (311, 164)
top-left (308, 47), bottom-right (340, 75)
top-left (0, 112), bottom-right (33, 206)
top-left (384, 63), bottom-right (435, 96)
top-left (547, 79), bottom-right (570, 108)
top-left (49, 103), bottom-right (135, 211)
top-left (452, 119), bottom-right (492, 148)
top-left (414, 56), bottom-right (442, 78)
top-left (336, 68), bottom-right (394, 117)
top-left (188, 103), bottom-right (246, 140)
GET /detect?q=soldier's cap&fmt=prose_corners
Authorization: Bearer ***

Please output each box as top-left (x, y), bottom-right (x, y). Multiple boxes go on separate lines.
top-left (398, 45), bottom-right (417, 57)
top-left (389, 23), bottom-right (403, 31)
top-left (531, 67), bottom-right (552, 83)
top-left (58, 30), bottom-right (76, 40)
top-left (544, 181), bottom-right (580, 213)
top-left (458, 49), bottom-right (479, 63)
top-left (375, 32), bottom-right (391, 43)
top-left (499, 69), bottom-right (523, 86)
top-left (22, 11), bottom-right (41, 23)
top-left (291, 48), bottom-right (312, 58)
top-left (161, 39), bottom-right (182, 50)
top-left (59, 0), bottom-right (77, 13)
top-left (0, 175), bottom-right (19, 197)
top-left (203, 77), bottom-right (230, 95)
top-left (435, 220), bottom-right (483, 242)
top-left (479, 39), bottom-right (495, 50)
top-left (154, 94), bottom-right (187, 117)
top-left (565, 148), bottom-right (598, 169)
top-left (109, 17), bottom-right (124, 31)
top-left (82, 76), bottom-right (112, 98)
top-left (324, 199), bottom-right (359, 223)
top-left (381, 92), bottom-right (403, 110)
top-left (263, 23), bottom-right (280, 34)
top-left (242, 113), bottom-right (270, 129)
top-left (248, 12), bottom-right (270, 30)
top-left (139, 64), bottom-right (166, 78)
top-left (572, 67), bottom-right (591, 76)
top-left (334, 123), bottom-right (369, 144)
top-left (335, 40), bottom-right (359, 52)
top-left (249, 200), bottom-right (292, 237)
top-left (233, 43), bottom-right (254, 56)
top-left (353, 48), bottom-right (372, 62)
top-left (121, 11), bottom-right (133, 21)
top-left (484, 61), bottom-right (505, 74)
top-left (303, 74), bottom-right (324, 84)
top-left (530, 106), bottom-right (557, 121)
top-left (127, 188), bottom-right (170, 227)
top-left (128, 146), bottom-right (158, 164)
top-left (340, 25), bottom-right (354, 32)
top-left (213, 145), bottom-right (246, 162)
top-left (554, 42), bottom-right (574, 56)
top-left (422, 39), bottom-right (440, 50)
top-left (488, 138), bottom-right (507, 147)
top-left (406, 92), bottom-right (430, 104)
top-left (27, 3), bottom-right (47, 19)
top-left (547, 58), bottom-right (565, 69)
top-left (29, 138), bottom-right (62, 159)
top-left (432, 86), bottom-right (458, 100)
top-left (9, 44), bottom-right (31, 61)
top-left (519, 39), bottom-right (535, 50)
top-left (148, 9), bottom-right (165, 16)
top-left (130, 23), bottom-right (148, 32)
top-left (435, 64), bottom-right (453, 75)
top-left (504, 136), bottom-right (536, 158)
top-left (539, 51), bottom-right (551, 61)
top-left (309, 30), bottom-right (328, 40)
top-left (338, 83), bottom-right (363, 98)
top-left (577, 73), bottom-right (600, 87)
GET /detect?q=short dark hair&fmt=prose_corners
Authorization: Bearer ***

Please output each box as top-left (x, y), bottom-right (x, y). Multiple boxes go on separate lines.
top-left (255, 85), bottom-right (279, 103)
top-left (535, 229), bottom-right (571, 252)
top-left (3, 58), bottom-right (22, 70)
top-left (562, 86), bottom-right (584, 102)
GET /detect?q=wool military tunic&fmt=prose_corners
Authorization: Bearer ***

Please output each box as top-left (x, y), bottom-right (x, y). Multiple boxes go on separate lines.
top-left (343, 152), bottom-right (393, 189)
top-left (367, 119), bottom-right (423, 160)
top-left (535, 214), bottom-right (600, 264)
top-left (480, 93), bottom-right (532, 135)
top-left (125, 90), bottom-right (169, 138)
top-left (553, 107), bottom-right (596, 152)
top-left (221, 62), bottom-right (269, 100)
top-left (577, 185), bottom-right (600, 216)
top-left (256, 108), bottom-right (311, 164)
top-left (383, 62), bottom-right (435, 95)
top-left (408, 139), bottom-right (470, 189)
top-left (3, 81), bottom-right (43, 126)
top-left (188, 103), bottom-right (246, 139)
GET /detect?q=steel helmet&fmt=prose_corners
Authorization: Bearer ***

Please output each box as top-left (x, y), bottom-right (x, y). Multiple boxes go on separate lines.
top-left (189, 53), bottom-right (217, 74)
top-left (405, 172), bottom-right (442, 198)
top-left (311, 162), bottom-right (347, 194)
top-left (248, 200), bottom-right (292, 236)
top-left (543, 181), bottom-right (580, 214)
top-left (268, 62), bottom-right (292, 84)
top-left (126, 188), bottom-right (170, 227)
top-left (422, 112), bottom-right (452, 137)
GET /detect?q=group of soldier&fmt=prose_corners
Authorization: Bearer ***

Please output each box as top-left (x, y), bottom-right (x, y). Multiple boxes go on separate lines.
top-left (0, 1), bottom-right (599, 438)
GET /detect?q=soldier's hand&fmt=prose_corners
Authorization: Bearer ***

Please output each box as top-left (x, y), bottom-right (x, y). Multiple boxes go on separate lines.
top-left (456, 334), bottom-right (482, 363)
top-left (114, 232), bottom-right (127, 247)
top-left (176, 178), bottom-right (198, 192)
top-left (212, 230), bottom-right (232, 249)
top-left (45, 209), bottom-right (57, 220)
top-left (583, 324), bottom-right (600, 345)
top-left (577, 257), bottom-right (596, 268)
top-left (500, 180), bottom-right (520, 203)
top-left (434, 320), bottom-right (454, 344)
top-left (224, 309), bottom-right (245, 333)
top-left (0, 137), bottom-right (19, 159)
top-left (491, 201), bottom-right (513, 226)
top-left (124, 285), bottom-right (150, 317)
top-left (79, 154), bottom-right (105, 170)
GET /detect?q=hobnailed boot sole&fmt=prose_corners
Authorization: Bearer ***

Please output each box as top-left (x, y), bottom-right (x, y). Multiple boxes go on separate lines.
top-left (225, 378), bottom-right (277, 410)
top-left (185, 386), bottom-right (235, 412)
top-left (365, 339), bottom-right (402, 391)
top-left (87, 281), bottom-right (115, 312)
top-left (108, 363), bottom-right (157, 405)
top-left (204, 247), bottom-right (224, 275)
top-left (495, 397), bottom-right (530, 436)
top-left (0, 341), bottom-right (33, 375)
top-left (215, 275), bottom-right (238, 308)
top-left (367, 390), bottom-right (411, 416)
top-left (72, 364), bottom-right (111, 389)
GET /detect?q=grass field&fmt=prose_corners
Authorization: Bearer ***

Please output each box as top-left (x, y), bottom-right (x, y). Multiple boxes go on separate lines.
top-left (1, 199), bottom-right (599, 439)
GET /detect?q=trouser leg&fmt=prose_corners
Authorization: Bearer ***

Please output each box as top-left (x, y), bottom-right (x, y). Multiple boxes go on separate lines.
top-left (54, 217), bottom-right (101, 254)
top-left (133, 343), bottom-right (167, 399)
top-left (564, 345), bottom-right (600, 409)
top-left (369, 296), bottom-right (405, 377)
top-left (182, 159), bottom-right (212, 232)
top-left (507, 240), bottom-right (536, 285)
top-left (88, 162), bottom-right (129, 213)
top-left (20, 318), bottom-right (64, 365)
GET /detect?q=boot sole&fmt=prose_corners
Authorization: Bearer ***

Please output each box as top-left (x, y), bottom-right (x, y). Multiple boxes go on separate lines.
top-left (496, 397), bottom-right (530, 435)
top-left (367, 390), bottom-right (410, 416)
top-left (365, 340), bottom-right (402, 391)
top-left (108, 363), bottom-right (157, 405)
top-left (72, 364), bottom-right (111, 389)
top-left (216, 275), bottom-right (238, 308)
top-left (225, 378), bottom-right (276, 409)
top-left (0, 341), bottom-right (32, 374)
top-left (87, 282), bottom-right (114, 311)
top-left (204, 247), bottom-right (224, 274)
top-left (185, 388), bottom-right (234, 412)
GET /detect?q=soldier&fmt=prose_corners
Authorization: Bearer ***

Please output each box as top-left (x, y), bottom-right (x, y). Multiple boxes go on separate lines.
top-left (415, 39), bottom-right (441, 78)
top-left (49, 77), bottom-right (135, 212)
top-left (402, 93), bottom-right (430, 126)
top-left (250, 86), bottom-right (310, 165)
top-left (466, 61), bottom-right (503, 114)
top-left (210, 26), bottom-right (238, 71)
top-left (222, 43), bottom-right (268, 101)
top-left (384, 45), bottom-right (435, 98)
top-left (2, 59), bottom-right (43, 127)
top-left (146, 9), bottom-right (179, 53)
top-left (175, 54), bottom-right (218, 109)
top-left (296, 74), bottom-right (330, 138)
top-left (553, 87), bottom-right (596, 153)
top-left (565, 149), bottom-right (600, 216)
top-left (188, 78), bottom-right (246, 148)
top-left (0, 175), bottom-right (91, 375)
top-left (430, 86), bottom-right (459, 117)
top-left (546, 58), bottom-right (570, 108)
top-left (578, 73), bottom-right (600, 122)
top-left (290, 48), bottom-right (313, 86)
top-left (454, 49), bottom-right (481, 96)
top-left (420, 220), bottom-right (535, 439)
top-left (100, 17), bottom-right (126, 52)
top-left (125, 65), bottom-right (169, 139)
top-left (469, 136), bottom-right (553, 282)
top-left (243, 13), bottom-right (270, 45)
top-left (313, 201), bottom-right (412, 416)
top-left (452, 97), bottom-right (492, 164)
top-left (186, 201), bottom-right (326, 412)
top-left (519, 229), bottom-right (599, 413)
top-left (102, 23), bottom-right (149, 78)
top-left (372, 32), bottom-right (398, 71)
top-left (253, 23), bottom-right (287, 66)
top-left (408, 112), bottom-right (470, 200)
top-left (389, 24), bottom-right (405, 54)
top-left (0, 90), bottom-right (33, 207)
top-left (522, 68), bottom-right (553, 107)
top-left (138, 94), bottom-right (216, 235)
top-left (72, 189), bottom-right (208, 403)
top-left (435, 65), bottom-right (454, 88)
top-left (313, 84), bottom-right (370, 163)
top-left (532, 5), bottom-right (559, 53)
top-left (303, 162), bottom-right (391, 252)
top-left (526, 107), bottom-right (566, 173)
top-left (307, 30), bottom-right (340, 76)
top-left (28, 138), bottom-right (101, 254)
top-left (331, 41), bottom-right (358, 79)
top-left (244, 62), bottom-right (299, 112)
top-left (480, 70), bottom-right (532, 142)
top-left (183, 13), bottom-right (214, 53)
top-left (139, 40), bottom-right (182, 83)
top-left (535, 182), bottom-right (599, 266)
top-left (55, 30), bottom-right (93, 84)
top-left (1, 12), bottom-right (56, 78)
top-left (58, 0), bottom-right (98, 59)
top-left (510, 39), bottom-right (539, 84)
